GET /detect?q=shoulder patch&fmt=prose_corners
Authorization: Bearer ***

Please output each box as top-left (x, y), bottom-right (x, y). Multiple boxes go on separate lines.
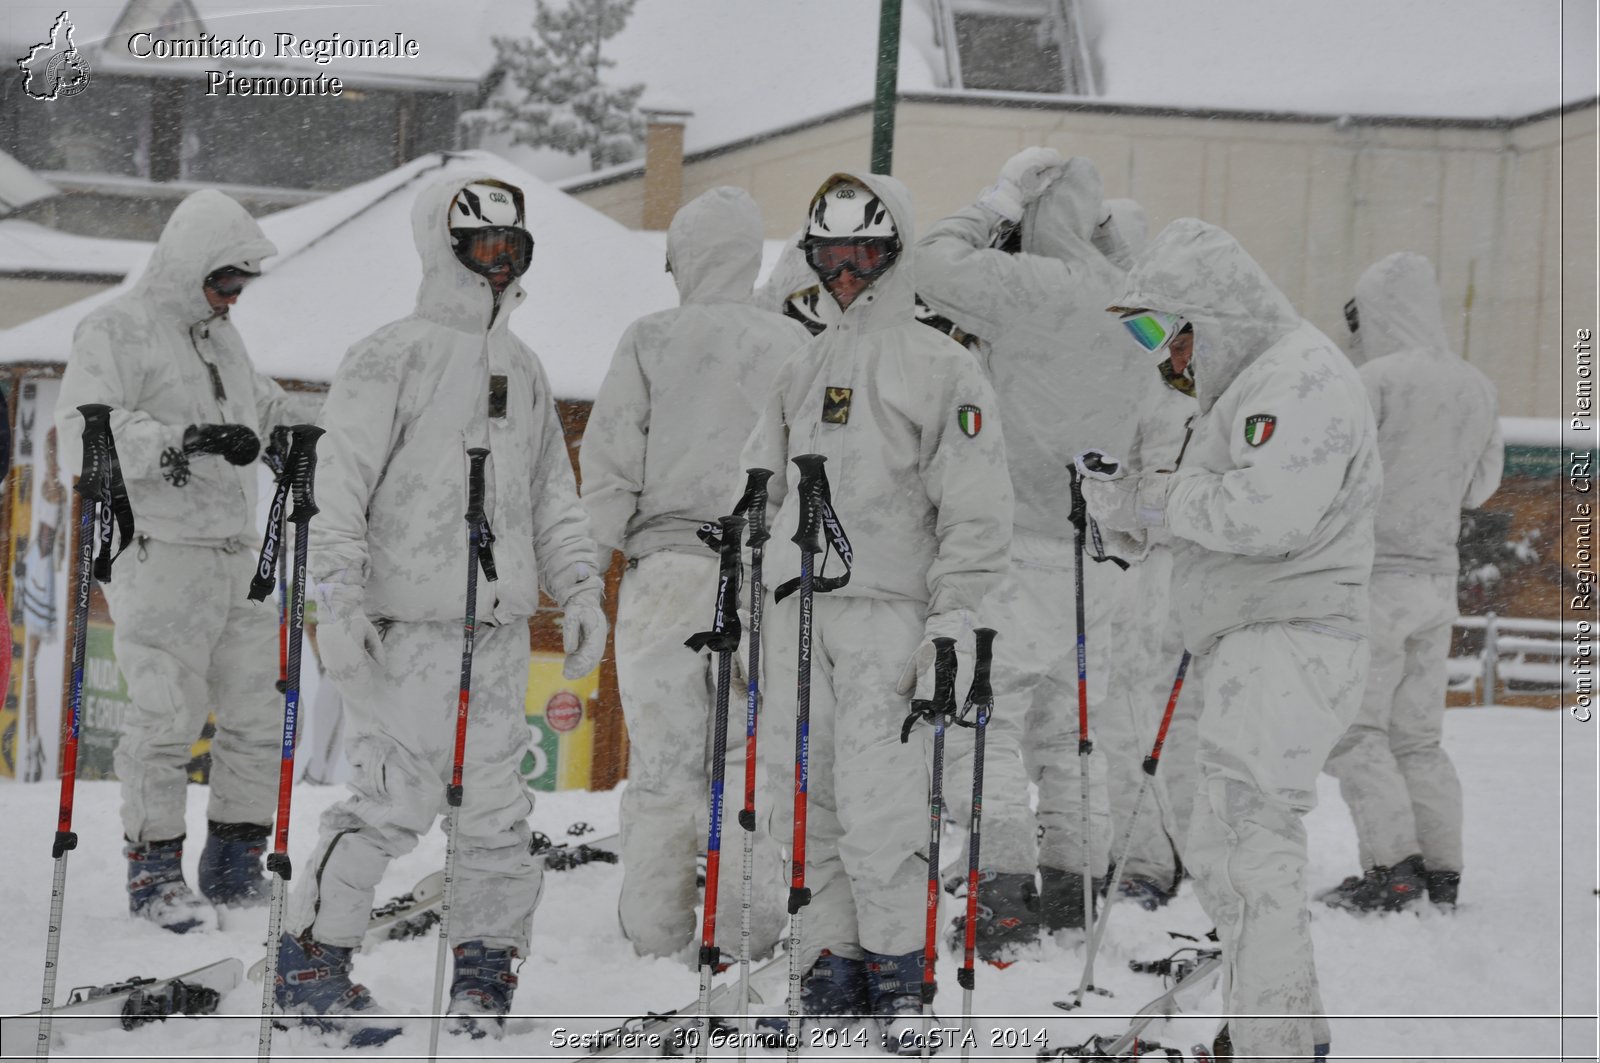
top-left (957, 404), bottom-right (982, 438)
top-left (1244, 414), bottom-right (1276, 447)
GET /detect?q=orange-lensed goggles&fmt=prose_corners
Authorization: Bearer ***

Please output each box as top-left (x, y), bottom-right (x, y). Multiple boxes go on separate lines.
top-left (803, 236), bottom-right (900, 282)
top-left (451, 226), bottom-right (534, 276)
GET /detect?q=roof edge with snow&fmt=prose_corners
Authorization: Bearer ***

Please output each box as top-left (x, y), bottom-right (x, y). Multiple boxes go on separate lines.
top-left (559, 92), bottom-right (1600, 196)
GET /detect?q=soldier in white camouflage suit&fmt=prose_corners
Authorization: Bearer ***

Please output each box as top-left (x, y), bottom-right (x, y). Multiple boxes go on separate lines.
top-left (275, 172), bottom-right (606, 1045)
top-left (57, 189), bottom-right (318, 934)
top-left (581, 186), bottom-right (806, 963)
top-left (1321, 251), bottom-right (1502, 913)
top-left (1084, 219), bottom-right (1381, 1062)
top-left (917, 149), bottom-right (1137, 958)
top-left (743, 171), bottom-right (1012, 1051)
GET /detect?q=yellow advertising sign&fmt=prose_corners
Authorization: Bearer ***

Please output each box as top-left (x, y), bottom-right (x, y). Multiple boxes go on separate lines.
top-left (521, 651), bottom-right (596, 791)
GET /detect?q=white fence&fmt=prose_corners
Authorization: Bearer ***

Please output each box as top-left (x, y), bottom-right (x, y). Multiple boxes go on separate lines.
top-left (1447, 614), bottom-right (1582, 705)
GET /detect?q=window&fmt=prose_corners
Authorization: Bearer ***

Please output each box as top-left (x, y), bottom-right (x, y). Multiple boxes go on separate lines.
top-left (934, 0), bottom-right (1096, 95)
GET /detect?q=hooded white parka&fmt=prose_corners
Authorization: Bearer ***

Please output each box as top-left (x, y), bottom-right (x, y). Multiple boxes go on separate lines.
top-left (1351, 252), bottom-right (1502, 572)
top-left (741, 172), bottom-right (1012, 620)
top-left (57, 189), bottom-right (308, 545)
top-left (915, 158), bottom-right (1144, 537)
top-left (312, 171), bottom-right (598, 622)
top-left (1116, 219), bottom-right (1383, 654)
top-left (581, 187), bottom-right (809, 558)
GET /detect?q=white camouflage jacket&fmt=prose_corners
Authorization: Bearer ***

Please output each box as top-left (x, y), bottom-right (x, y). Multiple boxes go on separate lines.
top-left (741, 171), bottom-right (1013, 618)
top-left (57, 190), bottom-right (313, 547)
top-left (581, 187), bottom-right (809, 559)
top-left (916, 158), bottom-right (1144, 539)
top-left (1351, 252), bottom-right (1502, 574)
top-left (312, 171), bottom-right (599, 623)
top-left (1117, 219), bottom-right (1383, 654)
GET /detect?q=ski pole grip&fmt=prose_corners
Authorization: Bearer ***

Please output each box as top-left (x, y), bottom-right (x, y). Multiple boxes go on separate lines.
top-left (931, 636), bottom-right (958, 718)
top-left (969, 627), bottom-right (997, 707)
top-left (287, 425), bottom-right (325, 522)
top-left (790, 454), bottom-right (827, 553)
top-left (742, 468), bottom-right (774, 548)
top-left (466, 447), bottom-right (489, 527)
top-left (75, 403), bottom-right (114, 499)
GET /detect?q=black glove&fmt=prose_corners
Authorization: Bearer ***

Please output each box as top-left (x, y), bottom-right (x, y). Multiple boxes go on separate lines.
top-left (183, 423), bottom-right (260, 466)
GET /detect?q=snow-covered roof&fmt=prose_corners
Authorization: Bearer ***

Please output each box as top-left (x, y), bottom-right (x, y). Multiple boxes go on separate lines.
top-left (0, 220), bottom-right (150, 277)
top-left (0, 151), bottom-right (56, 215)
top-left (516, 0), bottom-right (1590, 186)
top-left (0, 150), bottom-right (679, 398)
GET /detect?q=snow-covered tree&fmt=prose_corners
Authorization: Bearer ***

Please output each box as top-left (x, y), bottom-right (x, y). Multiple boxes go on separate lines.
top-left (488, 0), bottom-right (646, 171)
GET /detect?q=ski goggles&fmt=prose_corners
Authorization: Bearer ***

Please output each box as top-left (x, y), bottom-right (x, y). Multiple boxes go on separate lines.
top-left (451, 226), bottom-right (534, 276)
top-left (1343, 298), bottom-right (1360, 334)
top-left (1117, 309), bottom-right (1189, 353)
top-left (204, 267), bottom-right (256, 298)
top-left (803, 236), bottom-right (900, 282)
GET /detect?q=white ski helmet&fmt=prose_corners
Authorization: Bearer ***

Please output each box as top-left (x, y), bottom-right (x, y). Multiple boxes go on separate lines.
top-left (449, 180), bottom-right (525, 231)
top-left (805, 176), bottom-right (897, 241)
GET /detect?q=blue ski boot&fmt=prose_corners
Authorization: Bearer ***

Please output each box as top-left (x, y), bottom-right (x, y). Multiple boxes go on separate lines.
top-left (1324, 855), bottom-right (1427, 913)
top-left (755, 950), bottom-right (867, 1040)
top-left (1117, 873), bottom-right (1176, 911)
top-left (274, 931), bottom-right (402, 1047)
top-left (446, 940), bottom-right (520, 1040)
top-left (125, 837), bottom-right (211, 934)
top-left (944, 870), bottom-right (1040, 966)
top-left (864, 950), bottom-right (935, 1056)
top-left (197, 821), bottom-right (270, 908)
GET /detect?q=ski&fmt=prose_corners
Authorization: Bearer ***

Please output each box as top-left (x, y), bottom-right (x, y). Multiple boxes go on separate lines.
top-left (1042, 950), bottom-right (1222, 1061)
top-left (2, 958), bottom-right (243, 1056)
top-left (563, 950), bottom-right (793, 1061)
top-left (247, 829), bottom-right (620, 981)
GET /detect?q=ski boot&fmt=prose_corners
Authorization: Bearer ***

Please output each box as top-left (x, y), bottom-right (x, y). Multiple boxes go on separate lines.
top-left (1117, 873), bottom-right (1176, 911)
top-left (1208, 1025), bottom-right (1329, 1059)
top-left (274, 931), bottom-right (402, 1047)
top-left (446, 940), bottom-right (520, 1040)
top-left (755, 950), bottom-right (867, 1041)
top-left (197, 821), bottom-right (270, 908)
top-left (864, 950), bottom-right (935, 1056)
top-left (1425, 868), bottom-right (1460, 909)
top-left (1037, 866), bottom-right (1106, 932)
top-left (1323, 855), bottom-right (1427, 913)
top-left (1315, 872), bottom-right (1364, 906)
top-left (125, 837), bottom-right (212, 934)
top-left (944, 870), bottom-right (1039, 966)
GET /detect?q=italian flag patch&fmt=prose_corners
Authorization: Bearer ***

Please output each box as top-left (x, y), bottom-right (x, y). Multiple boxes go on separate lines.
top-left (1244, 414), bottom-right (1276, 447)
top-left (957, 404), bottom-right (982, 437)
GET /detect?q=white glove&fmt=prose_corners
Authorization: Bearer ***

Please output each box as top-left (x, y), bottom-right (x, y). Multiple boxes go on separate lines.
top-left (977, 147), bottom-right (1067, 223)
top-left (895, 610), bottom-right (975, 702)
top-left (560, 587), bottom-right (607, 680)
top-left (1082, 472), bottom-right (1171, 534)
top-left (313, 583), bottom-right (386, 682)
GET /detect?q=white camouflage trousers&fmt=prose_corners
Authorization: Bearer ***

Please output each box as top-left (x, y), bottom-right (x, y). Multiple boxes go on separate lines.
top-left (1186, 622), bottom-right (1368, 1063)
top-left (103, 538), bottom-right (280, 842)
top-left (615, 551), bottom-right (785, 961)
top-left (944, 530), bottom-right (1113, 876)
top-left (762, 593), bottom-right (930, 966)
top-left (1324, 570), bottom-right (1462, 871)
top-left (287, 619), bottom-right (543, 951)
top-left (1098, 545), bottom-right (1200, 890)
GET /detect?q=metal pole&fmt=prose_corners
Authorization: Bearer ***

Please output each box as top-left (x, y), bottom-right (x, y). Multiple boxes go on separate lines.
top-left (870, 0), bottom-right (902, 173)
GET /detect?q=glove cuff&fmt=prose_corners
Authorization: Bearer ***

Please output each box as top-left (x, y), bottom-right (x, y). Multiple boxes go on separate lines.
top-left (923, 609), bottom-right (974, 644)
top-left (1135, 474), bottom-right (1172, 529)
top-left (975, 183), bottom-right (1024, 225)
top-left (552, 562), bottom-right (603, 609)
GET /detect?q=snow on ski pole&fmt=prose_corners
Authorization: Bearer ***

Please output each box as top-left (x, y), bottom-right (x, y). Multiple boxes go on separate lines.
top-left (255, 423), bottom-right (323, 1062)
top-left (35, 404), bottom-right (132, 1062)
top-left (426, 446), bottom-right (499, 1060)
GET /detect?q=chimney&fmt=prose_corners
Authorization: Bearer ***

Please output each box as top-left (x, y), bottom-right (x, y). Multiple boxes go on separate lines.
top-left (640, 103), bottom-right (692, 230)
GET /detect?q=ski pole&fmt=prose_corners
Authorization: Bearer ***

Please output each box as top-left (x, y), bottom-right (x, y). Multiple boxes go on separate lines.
top-left (261, 427), bottom-right (291, 697)
top-left (1067, 651), bottom-right (1190, 1012)
top-left (782, 454), bottom-right (827, 1061)
top-left (687, 513), bottom-right (745, 1062)
top-left (734, 468), bottom-right (773, 1060)
top-left (255, 424), bottom-right (324, 1063)
top-left (36, 404), bottom-right (132, 1061)
top-left (953, 628), bottom-right (997, 1063)
top-left (899, 637), bottom-right (958, 1059)
top-left (1065, 467), bottom-right (1099, 960)
top-left (427, 447), bottom-right (499, 1062)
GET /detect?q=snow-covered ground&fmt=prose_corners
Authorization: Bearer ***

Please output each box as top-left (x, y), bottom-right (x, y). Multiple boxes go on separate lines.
top-left (0, 705), bottom-right (1593, 1062)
